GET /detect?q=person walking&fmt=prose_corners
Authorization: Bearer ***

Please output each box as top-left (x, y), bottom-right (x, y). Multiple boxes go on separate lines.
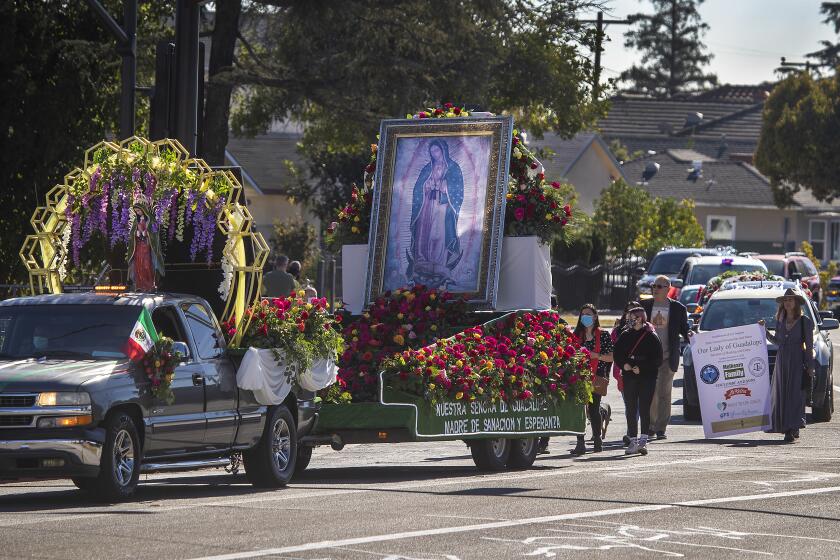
top-left (613, 307), bottom-right (663, 455)
top-left (613, 300), bottom-right (640, 447)
top-left (288, 260), bottom-right (302, 282)
top-left (570, 304), bottom-right (614, 455)
top-left (759, 288), bottom-right (814, 443)
top-left (642, 275), bottom-right (689, 440)
top-left (262, 255), bottom-right (299, 298)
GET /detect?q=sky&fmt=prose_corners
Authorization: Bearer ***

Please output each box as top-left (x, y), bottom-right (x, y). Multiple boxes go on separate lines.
top-left (579, 0), bottom-right (837, 86)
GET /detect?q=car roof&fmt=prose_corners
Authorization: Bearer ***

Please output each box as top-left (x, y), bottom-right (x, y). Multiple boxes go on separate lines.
top-left (708, 282), bottom-right (808, 300)
top-left (656, 247), bottom-right (720, 256)
top-left (686, 255), bottom-right (766, 266)
top-left (0, 292), bottom-right (202, 308)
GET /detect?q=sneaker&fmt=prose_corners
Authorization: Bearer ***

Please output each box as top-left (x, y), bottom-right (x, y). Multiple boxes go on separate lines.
top-left (783, 431), bottom-right (795, 443)
top-left (623, 435), bottom-right (631, 447)
top-left (793, 429), bottom-right (800, 439)
top-left (639, 441), bottom-right (649, 455)
top-left (625, 439), bottom-right (640, 455)
top-left (656, 431), bottom-right (667, 440)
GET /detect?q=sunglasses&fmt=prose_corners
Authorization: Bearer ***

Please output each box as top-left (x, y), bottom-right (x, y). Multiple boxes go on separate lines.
top-left (652, 284), bottom-right (669, 289)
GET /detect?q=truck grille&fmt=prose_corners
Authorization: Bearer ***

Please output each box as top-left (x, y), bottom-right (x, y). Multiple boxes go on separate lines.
top-left (0, 415), bottom-right (33, 427)
top-left (0, 395), bottom-right (36, 408)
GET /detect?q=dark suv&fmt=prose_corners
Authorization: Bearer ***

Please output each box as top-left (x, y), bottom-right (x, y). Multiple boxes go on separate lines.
top-left (636, 248), bottom-right (723, 298)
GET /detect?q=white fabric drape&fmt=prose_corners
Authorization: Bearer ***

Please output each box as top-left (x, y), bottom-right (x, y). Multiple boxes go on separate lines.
top-left (341, 244), bottom-right (369, 315)
top-left (495, 236), bottom-right (552, 311)
top-left (236, 348), bottom-right (338, 405)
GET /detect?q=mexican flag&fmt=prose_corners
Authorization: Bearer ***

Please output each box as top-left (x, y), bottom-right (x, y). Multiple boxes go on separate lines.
top-left (124, 308), bottom-right (159, 361)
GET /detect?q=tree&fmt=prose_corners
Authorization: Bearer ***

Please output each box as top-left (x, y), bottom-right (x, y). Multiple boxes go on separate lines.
top-left (593, 180), bottom-right (705, 259)
top-left (0, 1), bottom-right (172, 284)
top-left (593, 180), bottom-right (650, 257)
top-left (228, 0), bottom-right (609, 221)
top-left (632, 197), bottom-right (705, 260)
top-left (806, 2), bottom-right (840, 72)
top-left (621, 0), bottom-right (717, 97)
top-left (755, 71), bottom-right (840, 205)
top-left (270, 218), bottom-right (319, 280)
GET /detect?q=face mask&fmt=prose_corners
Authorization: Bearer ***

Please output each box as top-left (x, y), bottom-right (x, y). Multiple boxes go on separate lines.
top-left (629, 318), bottom-right (640, 329)
top-left (581, 315), bottom-right (594, 328)
top-left (33, 336), bottom-right (48, 350)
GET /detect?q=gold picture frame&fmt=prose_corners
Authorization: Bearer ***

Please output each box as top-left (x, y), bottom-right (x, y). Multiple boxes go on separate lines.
top-left (365, 116), bottom-right (513, 309)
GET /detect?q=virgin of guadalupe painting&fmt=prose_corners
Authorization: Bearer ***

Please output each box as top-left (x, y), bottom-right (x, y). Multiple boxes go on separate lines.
top-left (127, 195), bottom-right (165, 292)
top-left (365, 116), bottom-right (513, 310)
top-left (406, 139), bottom-right (464, 287)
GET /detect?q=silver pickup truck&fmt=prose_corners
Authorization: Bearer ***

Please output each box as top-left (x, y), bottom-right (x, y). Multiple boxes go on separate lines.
top-left (0, 292), bottom-right (316, 500)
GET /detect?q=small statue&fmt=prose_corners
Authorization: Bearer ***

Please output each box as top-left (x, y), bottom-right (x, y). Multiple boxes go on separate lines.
top-left (127, 195), bottom-right (165, 292)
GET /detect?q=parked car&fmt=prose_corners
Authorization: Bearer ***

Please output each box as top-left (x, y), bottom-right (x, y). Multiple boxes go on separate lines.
top-left (0, 292), bottom-right (316, 500)
top-left (682, 282), bottom-right (837, 423)
top-left (826, 276), bottom-right (840, 315)
top-left (756, 253), bottom-right (821, 307)
top-left (673, 255), bottom-right (768, 300)
top-left (636, 248), bottom-right (723, 298)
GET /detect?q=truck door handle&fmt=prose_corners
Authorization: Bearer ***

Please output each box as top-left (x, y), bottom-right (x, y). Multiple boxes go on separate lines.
top-left (192, 373), bottom-right (205, 386)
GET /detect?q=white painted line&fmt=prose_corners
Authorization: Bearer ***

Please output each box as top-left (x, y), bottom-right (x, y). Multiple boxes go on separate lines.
top-left (833, 384), bottom-right (840, 393)
top-left (183, 485), bottom-right (840, 560)
top-left (0, 456), bottom-right (732, 528)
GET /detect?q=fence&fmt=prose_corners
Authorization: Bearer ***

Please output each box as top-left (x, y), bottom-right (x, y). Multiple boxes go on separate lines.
top-left (552, 257), bottom-right (645, 312)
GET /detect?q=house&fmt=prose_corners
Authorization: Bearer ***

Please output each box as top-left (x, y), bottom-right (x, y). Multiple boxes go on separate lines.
top-left (529, 132), bottom-right (624, 213)
top-left (621, 148), bottom-right (840, 257)
top-left (224, 131), bottom-right (318, 242)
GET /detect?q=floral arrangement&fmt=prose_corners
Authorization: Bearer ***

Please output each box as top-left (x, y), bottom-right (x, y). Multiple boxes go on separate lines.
top-left (325, 103), bottom-right (577, 249)
top-left (323, 285), bottom-right (468, 403)
top-left (60, 141), bottom-right (234, 278)
top-left (142, 337), bottom-right (180, 404)
top-left (227, 292), bottom-right (344, 374)
top-left (698, 270), bottom-right (786, 307)
top-left (382, 311), bottom-right (592, 405)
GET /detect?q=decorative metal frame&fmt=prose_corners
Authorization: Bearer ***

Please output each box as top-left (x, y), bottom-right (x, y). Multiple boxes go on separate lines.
top-left (19, 137), bottom-right (268, 346)
top-left (364, 116), bottom-right (513, 309)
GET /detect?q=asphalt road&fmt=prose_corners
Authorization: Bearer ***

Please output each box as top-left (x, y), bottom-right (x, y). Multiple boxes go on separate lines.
top-left (2, 342), bottom-right (839, 559)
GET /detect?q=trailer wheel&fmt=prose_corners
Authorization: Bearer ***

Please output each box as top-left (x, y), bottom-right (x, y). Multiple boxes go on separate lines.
top-left (470, 438), bottom-right (510, 471)
top-left (506, 438), bottom-right (538, 469)
top-left (243, 405), bottom-right (297, 487)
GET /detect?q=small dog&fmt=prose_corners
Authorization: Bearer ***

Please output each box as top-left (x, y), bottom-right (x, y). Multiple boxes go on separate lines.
top-left (599, 402), bottom-right (612, 439)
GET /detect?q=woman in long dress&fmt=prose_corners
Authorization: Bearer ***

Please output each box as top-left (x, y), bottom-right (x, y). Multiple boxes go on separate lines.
top-left (407, 140), bottom-right (464, 287)
top-left (760, 288), bottom-right (814, 443)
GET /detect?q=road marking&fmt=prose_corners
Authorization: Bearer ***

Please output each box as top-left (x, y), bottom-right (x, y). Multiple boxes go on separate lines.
top-left (184, 485), bottom-right (840, 560)
top-left (833, 384), bottom-right (840, 393)
top-left (0, 456), bottom-right (732, 527)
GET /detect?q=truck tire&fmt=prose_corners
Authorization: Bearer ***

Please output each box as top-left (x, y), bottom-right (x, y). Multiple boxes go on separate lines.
top-left (82, 412), bottom-right (141, 501)
top-left (683, 403), bottom-right (701, 422)
top-left (243, 404), bottom-right (297, 487)
top-left (506, 438), bottom-right (538, 469)
top-left (295, 445), bottom-right (313, 475)
top-left (812, 382), bottom-right (833, 422)
top-left (470, 438), bottom-right (510, 471)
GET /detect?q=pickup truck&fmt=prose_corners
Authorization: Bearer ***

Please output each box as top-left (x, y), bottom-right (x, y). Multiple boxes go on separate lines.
top-left (0, 292), bottom-right (315, 500)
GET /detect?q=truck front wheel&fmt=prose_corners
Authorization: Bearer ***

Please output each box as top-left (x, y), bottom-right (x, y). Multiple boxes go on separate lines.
top-left (470, 438), bottom-right (510, 471)
top-left (78, 412), bottom-right (141, 501)
top-left (243, 405), bottom-right (297, 487)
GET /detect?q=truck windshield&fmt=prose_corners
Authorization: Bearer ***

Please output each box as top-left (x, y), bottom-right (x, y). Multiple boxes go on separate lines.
top-left (700, 297), bottom-right (815, 331)
top-left (0, 305), bottom-right (143, 360)
top-left (648, 253), bottom-right (690, 275)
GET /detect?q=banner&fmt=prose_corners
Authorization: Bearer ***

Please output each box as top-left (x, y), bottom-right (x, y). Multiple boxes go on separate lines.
top-left (690, 324), bottom-right (771, 438)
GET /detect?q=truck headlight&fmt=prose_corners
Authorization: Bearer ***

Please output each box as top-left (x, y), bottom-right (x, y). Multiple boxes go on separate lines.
top-left (36, 392), bottom-right (91, 407)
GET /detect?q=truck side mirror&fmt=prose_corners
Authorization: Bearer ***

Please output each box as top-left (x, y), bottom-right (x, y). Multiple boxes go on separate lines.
top-left (172, 341), bottom-right (191, 361)
top-left (819, 310), bottom-right (835, 320)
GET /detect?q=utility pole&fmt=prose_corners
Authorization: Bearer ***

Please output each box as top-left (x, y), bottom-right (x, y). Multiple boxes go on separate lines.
top-left (85, 0), bottom-right (137, 139)
top-left (579, 11), bottom-right (632, 100)
top-left (777, 57), bottom-right (812, 75)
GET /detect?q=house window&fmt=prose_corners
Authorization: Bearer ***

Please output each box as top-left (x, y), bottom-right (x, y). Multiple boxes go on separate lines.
top-left (810, 220), bottom-right (826, 261)
top-left (707, 215), bottom-right (736, 242)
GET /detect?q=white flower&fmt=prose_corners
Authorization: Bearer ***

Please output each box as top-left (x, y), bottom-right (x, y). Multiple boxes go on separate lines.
top-left (58, 224), bottom-right (72, 282)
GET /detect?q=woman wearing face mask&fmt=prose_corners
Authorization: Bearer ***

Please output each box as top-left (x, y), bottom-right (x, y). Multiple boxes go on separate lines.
top-left (613, 307), bottom-right (663, 455)
top-left (758, 289), bottom-right (814, 443)
top-left (569, 304), bottom-right (614, 455)
top-left (613, 300), bottom-right (640, 447)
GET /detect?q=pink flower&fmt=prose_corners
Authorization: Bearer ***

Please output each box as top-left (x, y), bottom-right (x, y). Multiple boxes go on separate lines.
top-left (514, 207), bottom-right (525, 221)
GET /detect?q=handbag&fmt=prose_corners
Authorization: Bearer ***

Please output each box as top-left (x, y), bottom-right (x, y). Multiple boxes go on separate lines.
top-left (590, 329), bottom-right (608, 396)
top-left (800, 320), bottom-right (815, 393)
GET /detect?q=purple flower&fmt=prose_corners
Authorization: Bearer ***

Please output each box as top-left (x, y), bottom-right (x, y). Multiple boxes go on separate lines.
top-left (168, 190), bottom-right (179, 242)
top-left (132, 167), bottom-right (141, 187)
top-left (89, 166), bottom-right (102, 193)
top-left (144, 171), bottom-right (156, 200)
top-left (71, 212), bottom-right (81, 266)
top-left (110, 192), bottom-right (122, 248)
top-left (99, 180), bottom-right (110, 237)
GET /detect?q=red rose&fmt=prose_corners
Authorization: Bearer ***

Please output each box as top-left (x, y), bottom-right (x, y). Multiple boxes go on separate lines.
top-left (301, 310), bottom-right (310, 320)
top-left (514, 207), bottom-right (525, 221)
top-left (537, 173), bottom-right (544, 181)
top-left (334, 314), bottom-right (343, 323)
top-left (434, 108), bottom-right (443, 115)
top-left (512, 137), bottom-right (519, 145)
top-left (365, 164), bottom-right (375, 174)
top-left (561, 217), bottom-right (568, 226)
top-left (453, 107), bottom-right (461, 115)
top-left (530, 162), bottom-right (538, 169)
top-left (551, 181), bottom-right (560, 189)
top-left (563, 204), bottom-right (571, 216)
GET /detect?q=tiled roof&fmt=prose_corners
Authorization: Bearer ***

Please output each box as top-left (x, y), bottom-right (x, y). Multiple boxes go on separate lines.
top-left (528, 132), bottom-right (623, 179)
top-left (621, 152), bottom-right (778, 208)
top-left (692, 84), bottom-right (774, 103)
top-left (599, 96), bottom-right (763, 144)
top-left (610, 136), bottom-right (757, 162)
top-left (225, 132), bottom-right (304, 195)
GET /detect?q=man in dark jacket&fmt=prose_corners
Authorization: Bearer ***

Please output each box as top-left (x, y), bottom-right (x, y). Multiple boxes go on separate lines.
top-left (642, 275), bottom-right (689, 439)
top-left (262, 255), bottom-right (298, 298)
